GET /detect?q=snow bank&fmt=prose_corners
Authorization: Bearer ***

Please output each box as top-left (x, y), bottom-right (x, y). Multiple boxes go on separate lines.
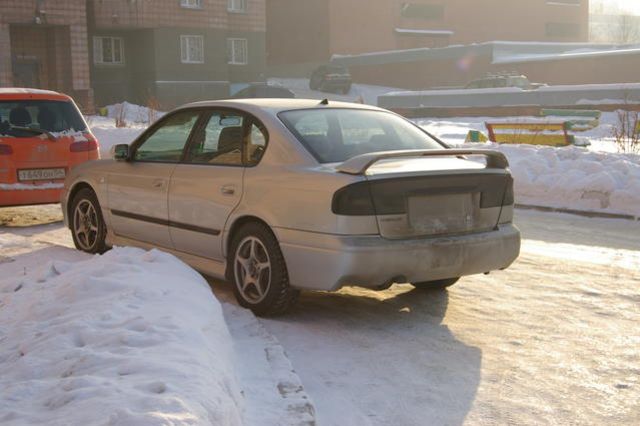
top-left (465, 142), bottom-right (640, 217)
top-left (0, 247), bottom-right (243, 425)
top-left (104, 101), bottom-right (165, 124)
top-left (88, 116), bottom-right (145, 158)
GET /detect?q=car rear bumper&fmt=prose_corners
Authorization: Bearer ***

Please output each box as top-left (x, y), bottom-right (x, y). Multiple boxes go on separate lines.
top-left (276, 224), bottom-right (521, 291)
top-left (0, 184), bottom-right (64, 207)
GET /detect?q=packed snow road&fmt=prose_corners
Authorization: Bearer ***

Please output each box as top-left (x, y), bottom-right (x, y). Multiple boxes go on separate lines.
top-left (1, 206), bottom-right (638, 425)
top-left (212, 209), bottom-right (640, 425)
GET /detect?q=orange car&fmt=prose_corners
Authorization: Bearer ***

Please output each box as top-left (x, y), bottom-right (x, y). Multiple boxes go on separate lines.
top-left (0, 88), bottom-right (99, 207)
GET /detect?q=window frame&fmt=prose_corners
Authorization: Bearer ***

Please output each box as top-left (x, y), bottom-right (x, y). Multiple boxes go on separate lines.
top-left (180, 0), bottom-right (203, 9)
top-left (180, 35), bottom-right (205, 64)
top-left (181, 107), bottom-right (269, 168)
top-left (277, 107), bottom-right (446, 164)
top-left (93, 36), bottom-right (125, 65)
top-left (227, 38), bottom-right (248, 65)
top-left (227, 0), bottom-right (247, 13)
top-left (129, 108), bottom-right (204, 164)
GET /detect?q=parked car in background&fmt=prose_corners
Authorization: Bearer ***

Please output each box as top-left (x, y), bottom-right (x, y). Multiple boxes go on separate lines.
top-left (309, 64), bottom-right (352, 94)
top-left (231, 83), bottom-right (296, 99)
top-left (0, 88), bottom-right (98, 207)
top-left (465, 73), bottom-right (546, 90)
top-left (62, 99), bottom-right (520, 316)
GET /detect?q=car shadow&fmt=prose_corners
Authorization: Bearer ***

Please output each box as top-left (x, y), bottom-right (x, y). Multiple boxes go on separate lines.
top-left (209, 279), bottom-right (481, 426)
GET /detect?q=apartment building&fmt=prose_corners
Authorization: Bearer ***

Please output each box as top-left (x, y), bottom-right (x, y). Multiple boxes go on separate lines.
top-left (89, 0), bottom-right (266, 107)
top-left (267, 0), bottom-right (589, 73)
top-left (0, 0), bottom-right (267, 109)
top-left (0, 0), bottom-right (92, 109)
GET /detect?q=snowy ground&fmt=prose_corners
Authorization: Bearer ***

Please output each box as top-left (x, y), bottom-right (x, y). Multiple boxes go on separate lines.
top-left (4, 206), bottom-right (637, 425)
top-left (0, 217), bottom-right (314, 426)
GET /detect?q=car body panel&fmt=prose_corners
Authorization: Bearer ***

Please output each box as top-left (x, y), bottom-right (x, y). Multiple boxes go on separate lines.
top-left (168, 163), bottom-right (244, 261)
top-left (62, 99), bottom-right (520, 291)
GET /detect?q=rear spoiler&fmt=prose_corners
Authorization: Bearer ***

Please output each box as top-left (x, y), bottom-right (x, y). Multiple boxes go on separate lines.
top-left (336, 149), bottom-right (509, 175)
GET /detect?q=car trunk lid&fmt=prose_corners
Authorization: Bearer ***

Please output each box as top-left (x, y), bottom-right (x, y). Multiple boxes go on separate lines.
top-left (337, 150), bottom-right (513, 239)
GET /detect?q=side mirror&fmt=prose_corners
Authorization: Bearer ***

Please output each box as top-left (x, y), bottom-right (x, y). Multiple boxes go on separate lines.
top-left (112, 144), bottom-right (130, 161)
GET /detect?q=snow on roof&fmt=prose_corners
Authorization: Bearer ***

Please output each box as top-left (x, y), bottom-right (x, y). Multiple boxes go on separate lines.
top-left (493, 46), bottom-right (640, 64)
top-left (395, 28), bottom-right (454, 36)
top-left (331, 41), bottom-right (631, 68)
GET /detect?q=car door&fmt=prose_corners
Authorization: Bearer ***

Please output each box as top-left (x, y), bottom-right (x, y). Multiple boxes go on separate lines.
top-left (168, 109), bottom-right (268, 261)
top-left (107, 109), bottom-right (201, 248)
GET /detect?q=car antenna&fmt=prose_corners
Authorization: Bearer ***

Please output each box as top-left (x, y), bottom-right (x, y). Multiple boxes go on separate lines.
top-left (319, 98), bottom-right (329, 105)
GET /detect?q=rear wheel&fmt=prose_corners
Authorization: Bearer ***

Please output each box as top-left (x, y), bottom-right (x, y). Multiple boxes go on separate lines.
top-left (411, 277), bottom-right (460, 290)
top-left (70, 188), bottom-right (108, 254)
top-left (229, 222), bottom-right (299, 316)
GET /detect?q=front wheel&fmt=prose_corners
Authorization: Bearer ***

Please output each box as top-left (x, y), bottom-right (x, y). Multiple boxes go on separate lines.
top-left (228, 222), bottom-right (299, 316)
top-left (70, 188), bottom-right (108, 254)
top-left (411, 277), bottom-right (460, 290)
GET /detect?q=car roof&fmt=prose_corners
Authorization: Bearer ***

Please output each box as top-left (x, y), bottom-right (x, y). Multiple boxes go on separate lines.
top-left (181, 98), bottom-right (384, 115)
top-left (0, 88), bottom-right (71, 102)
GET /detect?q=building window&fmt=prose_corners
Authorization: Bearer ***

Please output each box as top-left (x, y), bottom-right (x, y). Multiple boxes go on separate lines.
top-left (180, 0), bottom-right (202, 9)
top-left (93, 37), bottom-right (124, 65)
top-left (227, 38), bottom-right (248, 65)
top-left (545, 22), bottom-right (580, 37)
top-left (228, 0), bottom-right (247, 13)
top-left (400, 3), bottom-right (444, 20)
top-left (180, 35), bottom-right (204, 63)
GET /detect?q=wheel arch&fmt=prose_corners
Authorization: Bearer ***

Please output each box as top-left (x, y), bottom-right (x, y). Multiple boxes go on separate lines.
top-left (224, 215), bottom-right (276, 259)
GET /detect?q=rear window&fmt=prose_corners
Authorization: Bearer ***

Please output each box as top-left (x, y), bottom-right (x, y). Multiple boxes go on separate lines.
top-left (279, 108), bottom-right (443, 163)
top-left (0, 100), bottom-right (87, 138)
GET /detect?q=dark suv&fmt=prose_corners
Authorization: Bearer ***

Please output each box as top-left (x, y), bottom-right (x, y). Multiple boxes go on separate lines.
top-left (309, 64), bottom-right (352, 94)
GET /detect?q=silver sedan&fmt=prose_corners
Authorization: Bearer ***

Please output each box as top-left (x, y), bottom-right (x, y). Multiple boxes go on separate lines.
top-left (62, 99), bottom-right (520, 315)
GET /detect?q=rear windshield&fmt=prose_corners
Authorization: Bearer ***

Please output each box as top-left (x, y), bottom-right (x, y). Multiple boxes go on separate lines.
top-left (279, 108), bottom-right (443, 163)
top-left (0, 100), bottom-right (87, 138)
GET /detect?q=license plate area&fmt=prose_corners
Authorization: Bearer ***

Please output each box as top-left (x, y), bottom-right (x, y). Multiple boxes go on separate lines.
top-left (408, 193), bottom-right (477, 236)
top-left (18, 168), bottom-right (66, 181)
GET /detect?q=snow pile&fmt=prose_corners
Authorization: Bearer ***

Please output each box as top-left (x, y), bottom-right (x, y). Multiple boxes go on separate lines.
top-left (88, 116), bottom-right (146, 158)
top-left (0, 247), bottom-right (243, 425)
top-left (465, 142), bottom-right (640, 217)
top-left (103, 102), bottom-right (165, 124)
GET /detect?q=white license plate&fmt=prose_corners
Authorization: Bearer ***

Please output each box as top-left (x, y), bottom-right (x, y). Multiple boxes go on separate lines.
top-left (408, 193), bottom-right (475, 234)
top-left (18, 168), bottom-right (66, 181)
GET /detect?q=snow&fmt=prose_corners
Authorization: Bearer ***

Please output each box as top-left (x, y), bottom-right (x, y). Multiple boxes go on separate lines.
top-left (241, 209), bottom-right (640, 426)
top-left (0, 223), bottom-right (316, 426)
top-left (86, 116), bottom-right (146, 158)
top-left (416, 113), bottom-right (640, 217)
top-left (0, 246), bottom-right (243, 425)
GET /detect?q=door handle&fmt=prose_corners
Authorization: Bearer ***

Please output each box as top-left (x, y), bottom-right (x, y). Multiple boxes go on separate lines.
top-left (220, 184), bottom-right (236, 195)
top-left (152, 179), bottom-right (165, 188)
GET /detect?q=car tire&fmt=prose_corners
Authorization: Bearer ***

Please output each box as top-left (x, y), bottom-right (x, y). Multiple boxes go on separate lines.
top-left (228, 222), bottom-right (299, 316)
top-left (411, 277), bottom-right (460, 290)
top-left (70, 187), bottom-right (108, 254)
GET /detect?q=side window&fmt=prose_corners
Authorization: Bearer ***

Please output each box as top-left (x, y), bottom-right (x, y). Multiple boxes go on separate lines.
top-left (246, 122), bottom-right (267, 166)
top-left (134, 110), bottom-right (200, 162)
top-left (185, 111), bottom-right (244, 166)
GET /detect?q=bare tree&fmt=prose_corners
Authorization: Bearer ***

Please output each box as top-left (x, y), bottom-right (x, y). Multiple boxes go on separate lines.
top-left (618, 14), bottom-right (640, 43)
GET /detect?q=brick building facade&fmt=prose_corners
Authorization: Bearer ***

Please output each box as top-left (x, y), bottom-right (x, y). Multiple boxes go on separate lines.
top-left (0, 0), bottom-right (92, 110)
top-left (0, 0), bottom-right (267, 109)
top-left (267, 0), bottom-right (590, 75)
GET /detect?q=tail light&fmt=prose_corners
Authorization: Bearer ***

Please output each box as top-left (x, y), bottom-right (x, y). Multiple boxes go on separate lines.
top-left (332, 182), bottom-right (376, 216)
top-left (0, 144), bottom-right (13, 155)
top-left (70, 139), bottom-right (98, 152)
